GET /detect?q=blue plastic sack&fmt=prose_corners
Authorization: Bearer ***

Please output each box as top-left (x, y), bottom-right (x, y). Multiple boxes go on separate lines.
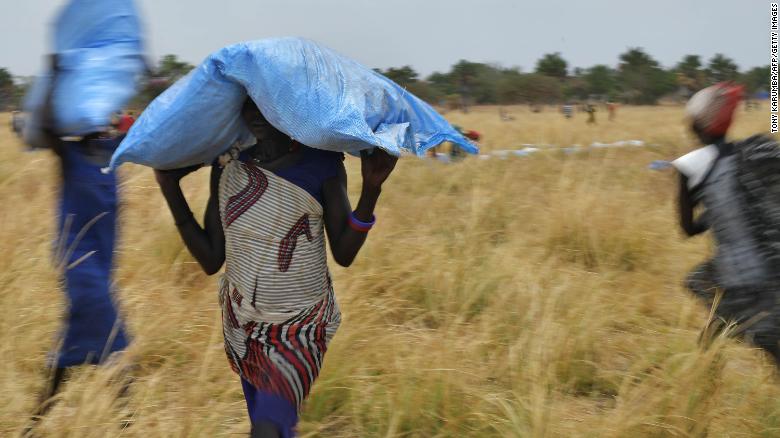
top-left (22, 0), bottom-right (146, 142)
top-left (648, 160), bottom-right (673, 171)
top-left (110, 37), bottom-right (478, 170)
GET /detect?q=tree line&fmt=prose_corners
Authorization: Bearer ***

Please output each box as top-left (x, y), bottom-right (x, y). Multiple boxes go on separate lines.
top-left (0, 47), bottom-right (770, 111)
top-left (377, 49), bottom-right (768, 107)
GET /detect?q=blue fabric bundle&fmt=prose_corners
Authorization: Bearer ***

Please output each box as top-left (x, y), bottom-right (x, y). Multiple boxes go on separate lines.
top-left (110, 37), bottom-right (477, 170)
top-left (23, 0), bottom-right (146, 145)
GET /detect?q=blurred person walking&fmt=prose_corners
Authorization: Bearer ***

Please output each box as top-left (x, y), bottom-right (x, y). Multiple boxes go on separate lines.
top-left (27, 57), bottom-right (134, 431)
top-left (673, 82), bottom-right (780, 365)
top-left (117, 111), bottom-right (136, 133)
top-left (585, 103), bottom-right (597, 124)
top-left (24, 0), bottom-right (146, 428)
top-left (607, 102), bottom-right (617, 121)
top-left (11, 110), bottom-right (24, 134)
top-left (155, 98), bottom-right (398, 437)
top-left (561, 103), bottom-right (574, 119)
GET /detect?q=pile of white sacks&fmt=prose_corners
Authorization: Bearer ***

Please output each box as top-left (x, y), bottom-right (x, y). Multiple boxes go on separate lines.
top-left (430, 139), bottom-right (674, 171)
top-left (432, 139), bottom-right (649, 162)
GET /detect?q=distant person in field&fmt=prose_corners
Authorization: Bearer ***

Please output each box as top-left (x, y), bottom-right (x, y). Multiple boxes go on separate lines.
top-left (117, 111), bottom-right (136, 133)
top-left (446, 126), bottom-right (480, 160)
top-left (561, 103), bottom-right (573, 119)
top-left (672, 82), bottom-right (780, 365)
top-left (585, 104), bottom-right (597, 124)
top-left (607, 102), bottom-right (617, 121)
top-left (11, 110), bottom-right (24, 135)
top-left (30, 54), bottom-right (132, 419)
top-left (154, 98), bottom-right (398, 437)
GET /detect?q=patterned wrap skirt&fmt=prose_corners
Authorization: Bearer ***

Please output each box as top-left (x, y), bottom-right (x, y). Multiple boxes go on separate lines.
top-left (220, 276), bottom-right (341, 410)
top-left (217, 158), bottom-right (342, 431)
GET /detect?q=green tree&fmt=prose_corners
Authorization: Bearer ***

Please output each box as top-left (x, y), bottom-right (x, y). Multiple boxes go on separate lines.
top-left (404, 81), bottom-right (442, 104)
top-left (450, 60), bottom-right (483, 106)
top-left (535, 52), bottom-right (568, 79)
top-left (0, 68), bottom-right (15, 110)
top-left (427, 71), bottom-right (457, 96)
top-left (706, 53), bottom-right (739, 83)
top-left (495, 68), bottom-right (524, 104)
top-left (131, 77), bottom-right (172, 108)
top-left (583, 65), bottom-right (617, 98)
top-left (13, 77), bottom-right (31, 108)
top-left (741, 65), bottom-right (770, 93)
top-left (675, 55), bottom-right (705, 93)
top-left (517, 73), bottom-right (562, 104)
top-left (471, 64), bottom-right (503, 104)
top-left (380, 66), bottom-right (419, 86)
top-left (130, 55), bottom-right (195, 107)
top-left (563, 68), bottom-right (587, 100)
top-left (447, 61), bottom-right (502, 106)
top-left (618, 47), bottom-right (676, 104)
top-left (375, 66), bottom-right (441, 103)
top-left (157, 54), bottom-right (194, 81)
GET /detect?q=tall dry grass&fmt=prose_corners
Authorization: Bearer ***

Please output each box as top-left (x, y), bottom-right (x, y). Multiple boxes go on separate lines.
top-left (1, 105), bottom-right (779, 437)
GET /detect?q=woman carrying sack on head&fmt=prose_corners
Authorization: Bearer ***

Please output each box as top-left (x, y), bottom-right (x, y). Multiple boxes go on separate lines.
top-left (155, 98), bottom-right (398, 437)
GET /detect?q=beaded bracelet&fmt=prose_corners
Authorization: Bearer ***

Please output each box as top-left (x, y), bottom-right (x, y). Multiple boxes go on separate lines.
top-left (348, 212), bottom-right (375, 232)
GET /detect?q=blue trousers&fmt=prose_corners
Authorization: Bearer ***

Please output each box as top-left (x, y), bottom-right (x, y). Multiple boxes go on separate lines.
top-left (55, 138), bottom-right (128, 367)
top-left (241, 378), bottom-right (298, 437)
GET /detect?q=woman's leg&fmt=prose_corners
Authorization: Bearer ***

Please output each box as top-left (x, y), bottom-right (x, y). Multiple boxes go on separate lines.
top-left (714, 285), bottom-right (780, 365)
top-left (32, 367), bottom-right (69, 417)
top-left (240, 378), bottom-right (297, 438)
top-left (740, 287), bottom-right (780, 366)
top-left (250, 421), bottom-right (281, 438)
top-left (23, 367), bottom-right (71, 436)
top-left (686, 260), bottom-right (718, 307)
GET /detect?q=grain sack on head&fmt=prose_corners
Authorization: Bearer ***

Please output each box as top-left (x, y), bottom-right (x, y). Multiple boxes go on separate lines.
top-left (22, 0), bottom-right (147, 146)
top-left (109, 37), bottom-right (478, 170)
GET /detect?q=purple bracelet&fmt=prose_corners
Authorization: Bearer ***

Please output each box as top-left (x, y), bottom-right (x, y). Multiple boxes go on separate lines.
top-left (348, 212), bottom-right (375, 232)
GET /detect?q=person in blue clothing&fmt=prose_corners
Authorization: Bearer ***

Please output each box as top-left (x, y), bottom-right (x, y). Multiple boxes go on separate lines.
top-left (29, 54), bottom-right (131, 420)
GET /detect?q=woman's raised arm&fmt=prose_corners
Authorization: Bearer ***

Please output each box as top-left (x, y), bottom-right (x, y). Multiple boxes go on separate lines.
top-left (156, 165), bottom-right (226, 274)
top-left (322, 149), bottom-right (397, 267)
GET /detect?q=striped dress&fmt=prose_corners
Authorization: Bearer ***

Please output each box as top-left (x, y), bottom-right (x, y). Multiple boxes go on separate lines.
top-left (218, 157), bottom-right (341, 409)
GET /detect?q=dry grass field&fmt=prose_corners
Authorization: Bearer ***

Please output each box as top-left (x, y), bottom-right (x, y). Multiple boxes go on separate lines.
top-left (1, 104), bottom-right (779, 437)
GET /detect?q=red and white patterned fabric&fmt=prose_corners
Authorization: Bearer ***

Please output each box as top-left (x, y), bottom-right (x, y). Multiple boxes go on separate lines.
top-left (218, 158), bottom-right (341, 409)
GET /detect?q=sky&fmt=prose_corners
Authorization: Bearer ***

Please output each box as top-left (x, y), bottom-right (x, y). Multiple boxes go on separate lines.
top-left (0, 0), bottom-right (769, 78)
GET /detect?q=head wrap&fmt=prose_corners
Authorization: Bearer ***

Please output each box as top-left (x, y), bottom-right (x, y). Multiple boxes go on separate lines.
top-left (686, 82), bottom-right (744, 137)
